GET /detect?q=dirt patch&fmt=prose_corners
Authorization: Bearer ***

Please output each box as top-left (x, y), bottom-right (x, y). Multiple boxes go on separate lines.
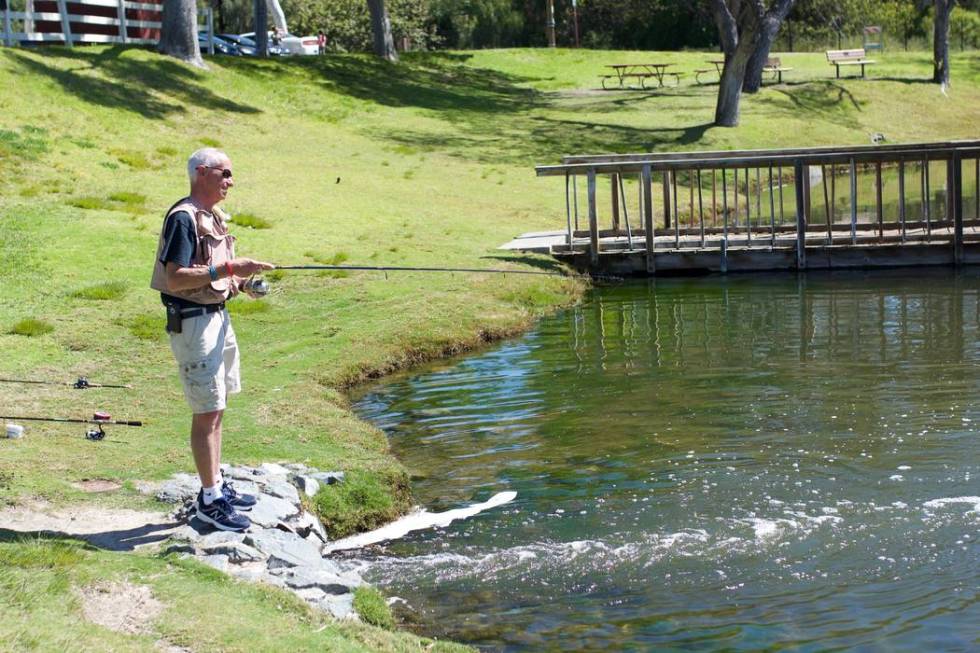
top-left (0, 499), bottom-right (179, 551)
top-left (76, 581), bottom-right (164, 635)
top-left (72, 479), bottom-right (123, 493)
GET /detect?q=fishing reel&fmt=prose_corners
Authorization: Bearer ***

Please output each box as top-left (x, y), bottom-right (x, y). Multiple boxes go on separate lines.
top-left (242, 276), bottom-right (270, 297)
top-left (85, 411), bottom-right (111, 441)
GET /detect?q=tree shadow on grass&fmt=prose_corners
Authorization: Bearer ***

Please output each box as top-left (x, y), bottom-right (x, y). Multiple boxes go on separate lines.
top-left (3, 46), bottom-right (259, 119)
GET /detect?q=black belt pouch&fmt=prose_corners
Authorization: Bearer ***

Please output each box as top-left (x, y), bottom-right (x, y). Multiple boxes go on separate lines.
top-left (165, 304), bottom-right (183, 334)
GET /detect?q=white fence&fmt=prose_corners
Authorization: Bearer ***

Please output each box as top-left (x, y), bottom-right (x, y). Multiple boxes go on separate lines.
top-left (2, 1), bottom-right (214, 52)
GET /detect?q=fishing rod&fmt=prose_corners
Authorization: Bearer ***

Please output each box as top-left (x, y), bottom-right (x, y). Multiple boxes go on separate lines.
top-left (275, 264), bottom-right (574, 277)
top-left (1, 412), bottom-right (143, 441)
top-left (0, 376), bottom-right (131, 390)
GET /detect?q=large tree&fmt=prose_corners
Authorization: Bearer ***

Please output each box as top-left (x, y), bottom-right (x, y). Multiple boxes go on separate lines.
top-left (742, 0), bottom-right (795, 92)
top-left (710, 0), bottom-right (795, 126)
top-left (159, 0), bottom-right (203, 67)
top-left (367, 0), bottom-right (399, 61)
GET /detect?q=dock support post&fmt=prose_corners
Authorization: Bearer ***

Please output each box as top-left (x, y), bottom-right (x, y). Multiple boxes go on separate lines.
top-left (952, 153), bottom-right (964, 265)
top-left (875, 162), bottom-right (884, 241)
top-left (794, 160), bottom-right (807, 270)
top-left (611, 173), bottom-right (620, 232)
top-left (642, 164), bottom-right (655, 274)
top-left (662, 171), bottom-right (671, 229)
top-left (587, 168), bottom-right (599, 267)
top-left (849, 158), bottom-right (857, 245)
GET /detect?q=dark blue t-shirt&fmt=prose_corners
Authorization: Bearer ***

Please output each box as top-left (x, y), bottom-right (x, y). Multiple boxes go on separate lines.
top-left (159, 210), bottom-right (200, 308)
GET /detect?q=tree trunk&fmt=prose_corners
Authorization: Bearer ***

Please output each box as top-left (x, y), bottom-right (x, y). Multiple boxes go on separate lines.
top-left (254, 0), bottom-right (268, 57)
top-left (933, 0), bottom-right (954, 85)
top-left (743, 0), bottom-right (795, 93)
top-left (712, 0), bottom-right (740, 59)
top-left (715, 35), bottom-right (756, 126)
top-left (159, 0), bottom-right (203, 67)
top-left (366, 0), bottom-right (398, 62)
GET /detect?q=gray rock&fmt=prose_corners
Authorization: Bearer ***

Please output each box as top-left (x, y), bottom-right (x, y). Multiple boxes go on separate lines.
top-left (290, 474), bottom-right (320, 498)
top-left (198, 531), bottom-right (245, 547)
top-left (294, 587), bottom-right (327, 603)
top-left (274, 564), bottom-right (360, 594)
top-left (200, 554), bottom-right (229, 572)
top-left (291, 511), bottom-right (328, 544)
top-left (222, 479), bottom-right (260, 497)
top-left (245, 529), bottom-right (322, 568)
top-left (285, 463), bottom-right (311, 472)
top-left (310, 471), bottom-right (345, 486)
top-left (168, 524), bottom-right (205, 544)
top-left (201, 541), bottom-right (265, 563)
top-left (228, 562), bottom-right (267, 582)
top-left (162, 542), bottom-right (196, 556)
top-left (224, 465), bottom-right (260, 481)
top-left (156, 473), bottom-right (199, 503)
top-left (264, 478), bottom-right (300, 504)
top-left (319, 593), bottom-right (356, 620)
top-left (259, 462), bottom-right (292, 477)
top-left (247, 494), bottom-right (300, 528)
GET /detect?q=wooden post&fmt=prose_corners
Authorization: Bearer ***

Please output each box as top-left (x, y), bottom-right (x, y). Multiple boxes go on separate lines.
top-left (672, 169), bottom-right (679, 249)
top-left (116, 0), bottom-right (129, 43)
top-left (768, 164), bottom-right (776, 247)
top-left (952, 154), bottom-right (963, 265)
top-left (55, 0), bottom-right (73, 48)
top-left (207, 7), bottom-right (214, 54)
top-left (587, 168), bottom-right (599, 267)
top-left (2, 0), bottom-right (11, 47)
top-left (875, 161), bottom-right (883, 241)
top-left (721, 169), bottom-right (729, 273)
top-left (610, 173), bottom-right (620, 232)
top-left (822, 164), bottom-right (832, 244)
top-left (804, 164), bottom-right (812, 232)
top-left (642, 164), bottom-right (655, 274)
top-left (794, 160), bottom-right (807, 270)
top-left (697, 169), bottom-right (705, 248)
top-left (924, 157), bottom-right (931, 238)
top-left (745, 167), bottom-right (752, 245)
top-left (849, 158), bottom-right (857, 245)
top-left (564, 173), bottom-right (573, 248)
top-left (899, 158), bottom-right (906, 243)
top-left (662, 171), bottom-right (671, 229)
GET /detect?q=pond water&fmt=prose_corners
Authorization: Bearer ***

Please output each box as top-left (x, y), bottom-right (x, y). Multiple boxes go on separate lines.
top-left (351, 270), bottom-right (979, 651)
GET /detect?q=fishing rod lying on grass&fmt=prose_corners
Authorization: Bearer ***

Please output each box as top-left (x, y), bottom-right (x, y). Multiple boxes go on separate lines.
top-left (1, 412), bottom-right (143, 441)
top-left (0, 376), bottom-right (131, 390)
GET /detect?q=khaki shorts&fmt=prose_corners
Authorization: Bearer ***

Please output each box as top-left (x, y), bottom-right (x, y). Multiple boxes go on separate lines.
top-left (169, 309), bottom-right (240, 414)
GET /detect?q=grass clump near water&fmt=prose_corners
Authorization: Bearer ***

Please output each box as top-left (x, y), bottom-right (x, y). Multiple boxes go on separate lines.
top-left (313, 470), bottom-right (412, 538)
top-left (8, 318), bottom-right (54, 337)
top-left (70, 281), bottom-right (128, 301)
top-left (354, 586), bottom-right (395, 629)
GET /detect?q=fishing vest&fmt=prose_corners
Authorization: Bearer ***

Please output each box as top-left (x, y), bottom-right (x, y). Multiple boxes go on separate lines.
top-left (149, 198), bottom-right (236, 305)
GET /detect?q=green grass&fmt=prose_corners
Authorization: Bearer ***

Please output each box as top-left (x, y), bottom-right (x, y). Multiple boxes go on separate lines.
top-left (232, 211), bottom-right (273, 229)
top-left (0, 533), bottom-right (471, 652)
top-left (1, 44), bottom-right (978, 648)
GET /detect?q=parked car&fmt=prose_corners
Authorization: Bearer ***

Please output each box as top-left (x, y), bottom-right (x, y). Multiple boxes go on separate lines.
top-left (240, 31), bottom-right (319, 56)
top-left (219, 33), bottom-right (276, 57)
top-left (198, 33), bottom-right (242, 56)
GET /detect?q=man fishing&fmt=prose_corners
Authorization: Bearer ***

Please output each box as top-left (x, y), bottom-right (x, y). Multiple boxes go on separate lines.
top-left (150, 148), bottom-right (274, 532)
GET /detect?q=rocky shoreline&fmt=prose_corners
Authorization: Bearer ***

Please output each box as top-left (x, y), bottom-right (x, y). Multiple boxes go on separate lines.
top-left (148, 462), bottom-right (365, 620)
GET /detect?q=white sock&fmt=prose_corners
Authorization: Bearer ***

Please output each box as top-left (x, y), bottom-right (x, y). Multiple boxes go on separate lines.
top-left (202, 485), bottom-right (222, 505)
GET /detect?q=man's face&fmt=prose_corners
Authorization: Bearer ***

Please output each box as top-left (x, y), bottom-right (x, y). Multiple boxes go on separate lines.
top-left (196, 156), bottom-right (234, 204)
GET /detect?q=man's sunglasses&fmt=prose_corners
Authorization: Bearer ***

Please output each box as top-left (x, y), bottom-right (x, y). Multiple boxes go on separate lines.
top-left (202, 165), bottom-right (233, 179)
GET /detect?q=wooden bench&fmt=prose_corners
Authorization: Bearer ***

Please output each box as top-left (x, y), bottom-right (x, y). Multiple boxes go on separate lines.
top-left (763, 57), bottom-right (792, 83)
top-left (826, 48), bottom-right (876, 78)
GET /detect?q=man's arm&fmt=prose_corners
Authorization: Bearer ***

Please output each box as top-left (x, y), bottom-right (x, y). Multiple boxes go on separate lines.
top-left (165, 258), bottom-right (274, 292)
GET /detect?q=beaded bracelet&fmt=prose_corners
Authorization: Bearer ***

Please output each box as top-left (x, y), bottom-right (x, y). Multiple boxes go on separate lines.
top-left (208, 264), bottom-right (218, 281)
top-left (225, 260), bottom-right (234, 279)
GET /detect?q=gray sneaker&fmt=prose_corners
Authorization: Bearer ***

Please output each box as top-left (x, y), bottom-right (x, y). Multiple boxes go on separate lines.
top-left (195, 491), bottom-right (251, 532)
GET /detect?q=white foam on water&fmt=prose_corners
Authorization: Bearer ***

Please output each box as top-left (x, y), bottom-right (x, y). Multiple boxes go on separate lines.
top-left (922, 496), bottom-right (980, 513)
top-left (323, 491), bottom-right (518, 552)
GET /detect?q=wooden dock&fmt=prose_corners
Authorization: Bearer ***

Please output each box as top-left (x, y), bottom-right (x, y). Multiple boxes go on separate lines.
top-left (530, 140), bottom-right (980, 276)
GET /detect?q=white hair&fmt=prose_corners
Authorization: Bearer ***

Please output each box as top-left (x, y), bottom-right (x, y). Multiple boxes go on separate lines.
top-left (187, 147), bottom-right (228, 184)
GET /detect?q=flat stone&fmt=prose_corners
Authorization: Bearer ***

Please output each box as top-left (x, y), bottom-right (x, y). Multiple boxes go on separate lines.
top-left (309, 471), bottom-right (345, 486)
top-left (319, 593), bottom-right (355, 620)
top-left (244, 529), bottom-right (322, 568)
top-left (168, 524), bottom-right (205, 544)
top-left (290, 474), bottom-right (320, 498)
top-left (198, 531), bottom-right (245, 547)
top-left (227, 562), bottom-right (266, 582)
top-left (200, 554), bottom-right (229, 572)
top-left (224, 465), bottom-right (261, 481)
top-left (294, 587), bottom-right (327, 603)
top-left (155, 474), bottom-right (199, 504)
top-left (290, 511), bottom-right (328, 544)
top-left (274, 564), bottom-right (359, 594)
top-left (222, 479), bottom-right (260, 497)
top-left (263, 479), bottom-right (300, 504)
top-left (247, 494), bottom-right (299, 528)
top-left (200, 541), bottom-right (265, 563)
top-left (258, 462), bottom-right (292, 477)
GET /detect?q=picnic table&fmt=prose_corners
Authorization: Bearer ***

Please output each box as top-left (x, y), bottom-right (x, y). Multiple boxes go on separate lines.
top-left (600, 63), bottom-right (679, 90)
top-left (694, 60), bottom-right (726, 84)
top-left (695, 58), bottom-right (791, 84)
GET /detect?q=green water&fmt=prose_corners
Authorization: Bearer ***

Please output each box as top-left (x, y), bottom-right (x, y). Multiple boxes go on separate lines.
top-left (352, 270), bottom-right (979, 651)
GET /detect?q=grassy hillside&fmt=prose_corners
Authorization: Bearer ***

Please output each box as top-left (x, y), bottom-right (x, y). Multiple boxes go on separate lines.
top-left (1, 45), bottom-right (978, 649)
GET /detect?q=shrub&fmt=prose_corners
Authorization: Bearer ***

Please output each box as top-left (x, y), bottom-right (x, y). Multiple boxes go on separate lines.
top-left (70, 281), bottom-right (128, 301)
top-left (312, 469), bottom-right (411, 538)
top-left (68, 196), bottom-right (111, 211)
top-left (231, 212), bottom-right (272, 229)
top-left (9, 319), bottom-right (54, 337)
top-left (353, 586), bottom-right (394, 629)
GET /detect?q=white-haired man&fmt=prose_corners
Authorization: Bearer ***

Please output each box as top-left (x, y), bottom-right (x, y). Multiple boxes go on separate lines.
top-left (151, 148), bottom-right (274, 531)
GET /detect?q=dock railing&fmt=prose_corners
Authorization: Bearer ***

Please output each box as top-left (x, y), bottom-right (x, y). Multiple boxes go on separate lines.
top-left (535, 140), bottom-right (980, 274)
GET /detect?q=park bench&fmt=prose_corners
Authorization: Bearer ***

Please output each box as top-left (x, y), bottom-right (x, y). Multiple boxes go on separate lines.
top-left (826, 48), bottom-right (876, 78)
top-left (763, 57), bottom-right (792, 83)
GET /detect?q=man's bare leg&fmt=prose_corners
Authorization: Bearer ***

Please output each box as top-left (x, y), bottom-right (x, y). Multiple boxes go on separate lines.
top-left (191, 410), bottom-right (223, 488)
